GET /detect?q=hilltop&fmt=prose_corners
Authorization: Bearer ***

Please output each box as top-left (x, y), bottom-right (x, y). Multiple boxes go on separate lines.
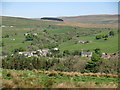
top-left (59, 15), bottom-right (118, 25)
top-left (34, 15), bottom-right (118, 28)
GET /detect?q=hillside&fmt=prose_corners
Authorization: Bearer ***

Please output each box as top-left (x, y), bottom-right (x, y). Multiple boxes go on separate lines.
top-left (34, 15), bottom-right (118, 28)
top-left (60, 15), bottom-right (118, 25)
top-left (2, 16), bottom-right (118, 53)
top-left (1, 16), bottom-right (119, 88)
top-left (54, 15), bottom-right (118, 28)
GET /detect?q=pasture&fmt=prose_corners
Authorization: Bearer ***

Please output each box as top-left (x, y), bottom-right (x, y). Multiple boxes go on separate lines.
top-left (2, 16), bottom-right (118, 54)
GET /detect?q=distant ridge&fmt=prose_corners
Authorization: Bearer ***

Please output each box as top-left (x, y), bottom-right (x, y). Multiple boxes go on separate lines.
top-left (41, 17), bottom-right (64, 21)
top-left (59, 15), bottom-right (118, 25)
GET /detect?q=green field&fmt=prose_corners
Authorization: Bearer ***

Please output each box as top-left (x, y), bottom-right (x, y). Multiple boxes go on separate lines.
top-left (59, 34), bottom-right (118, 53)
top-left (2, 16), bottom-right (118, 54)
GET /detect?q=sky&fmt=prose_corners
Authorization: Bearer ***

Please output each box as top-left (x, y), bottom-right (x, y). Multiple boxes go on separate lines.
top-left (2, 2), bottom-right (118, 18)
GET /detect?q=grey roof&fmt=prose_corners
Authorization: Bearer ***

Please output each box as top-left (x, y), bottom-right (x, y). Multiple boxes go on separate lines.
top-left (82, 52), bottom-right (92, 55)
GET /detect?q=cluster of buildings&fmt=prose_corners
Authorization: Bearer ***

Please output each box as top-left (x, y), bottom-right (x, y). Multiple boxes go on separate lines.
top-left (102, 53), bottom-right (120, 59)
top-left (80, 50), bottom-right (119, 59)
top-left (77, 40), bottom-right (92, 44)
top-left (18, 48), bottom-right (49, 57)
top-left (18, 48), bottom-right (60, 58)
top-left (0, 25), bottom-right (13, 28)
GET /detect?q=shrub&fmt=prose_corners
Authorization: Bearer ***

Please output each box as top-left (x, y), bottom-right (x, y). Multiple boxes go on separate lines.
top-left (109, 31), bottom-right (114, 36)
top-left (96, 35), bottom-right (102, 40)
top-left (72, 50), bottom-right (81, 56)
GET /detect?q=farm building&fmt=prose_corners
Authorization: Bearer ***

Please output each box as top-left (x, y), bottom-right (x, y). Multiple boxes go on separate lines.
top-left (102, 54), bottom-right (111, 59)
top-left (18, 51), bottom-right (38, 57)
top-left (24, 33), bottom-right (30, 36)
top-left (0, 25), bottom-right (13, 28)
top-left (24, 33), bottom-right (38, 36)
top-left (81, 52), bottom-right (92, 57)
top-left (18, 48), bottom-right (50, 57)
top-left (11, 39), bottom-right (15, 40)
top-left (18, 52), bottom-right (32, 56)
top-left (37, 49), bottom-right (42, 53)
top-left (0, 25), bottom-right (6, 27)
top-left (42, 48), bottom-right (49, 56)
top-left (32, 33), bottom-right (38, 36)
top-left (54, 48), bottom-right (59, 50)
top-left (78, 41), bottom-right (86, 44)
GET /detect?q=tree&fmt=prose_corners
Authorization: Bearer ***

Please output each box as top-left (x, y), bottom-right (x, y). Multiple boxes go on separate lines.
top-left (96, 35), bottom-right (102, 40)
top-left (25, 34), bottom-right (38, 41)
top-left (13, 47), bottom-right (25, 54)
top-left (83, 48), bottom-right (102, 73)
top-left (36, 51), bottom-right (40, 56)
top-left (43, 30), bottom-right (47, 33)
top-left (3, 34), bottom-right (9, 38)
top-left (85, 41), bottom-right (89, 43)
top-left (72, 50), bottom-right (81, 56)
top-left (50, 49), bottom-right (60, 57)
top-left (109, 31), bottom-right (114, 36)
top-left (104, 35), bottom-right (108, 38)
top-left (102, 34), bottom-right (105, 38)
top-left (104, 38), bottom-right (108, 40)
top-left (0, 42), bottom-right (4, 47)
top-left (94, 48), bottom-right (102, 57)
top-left (63, 50), bottom-right (70, 56)
top-left (91, 52), bottom-right (101, 62)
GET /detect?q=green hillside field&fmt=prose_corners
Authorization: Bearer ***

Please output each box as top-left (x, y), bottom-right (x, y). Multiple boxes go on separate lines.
top-left (2, 16), bottom-right (118, 54)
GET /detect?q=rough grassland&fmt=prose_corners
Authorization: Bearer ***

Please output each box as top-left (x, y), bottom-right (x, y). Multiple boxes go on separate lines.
top-left (1, 69), bottom-right (118, 88)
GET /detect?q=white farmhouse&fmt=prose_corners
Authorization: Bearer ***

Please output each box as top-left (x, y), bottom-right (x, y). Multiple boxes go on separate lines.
top-left (78, 41), bottom-right (86, 44)
top-left (24, 33), bottom-right (30, 36)
top-left (54, 48), bottom-right (58, 51)
top-left (42, 48), bottom-right (49, 56)
top-left (32, 33), bottom-right (38, 36)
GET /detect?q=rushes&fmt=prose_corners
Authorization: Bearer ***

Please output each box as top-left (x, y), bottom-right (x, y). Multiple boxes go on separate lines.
top-left (7, 72), bottom-right (14, 77)
top-left (48, 71), bottom-right (58, 77)
top-left (33, 70), bottom-right (118, 78)
top-left (2, 69), bottom-right (118, 88)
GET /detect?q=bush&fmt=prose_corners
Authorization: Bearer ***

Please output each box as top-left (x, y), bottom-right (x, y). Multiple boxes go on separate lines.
top-left (96, 58), bottom-right (118, 74)
top-left (109, 31), bottom-right (114, 36)
top-left (72, 50), bottom-right (81, 56)
top-left (25, 34), bottom-right (38, 41)
top-left (13, 47), bottom-right (25, 54)
top-left (2, 54), bottom-right (60, 70)
top-left (96, 35), bottom-right (102, 40)
top-left (104, 38), bottom-right (108, 40)
top-left (63, 50), bottom-right (70, 56)
top-left (83, 48), bottom-right (102, 73)
top-left (2, 35), bottom-right (9, 38)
